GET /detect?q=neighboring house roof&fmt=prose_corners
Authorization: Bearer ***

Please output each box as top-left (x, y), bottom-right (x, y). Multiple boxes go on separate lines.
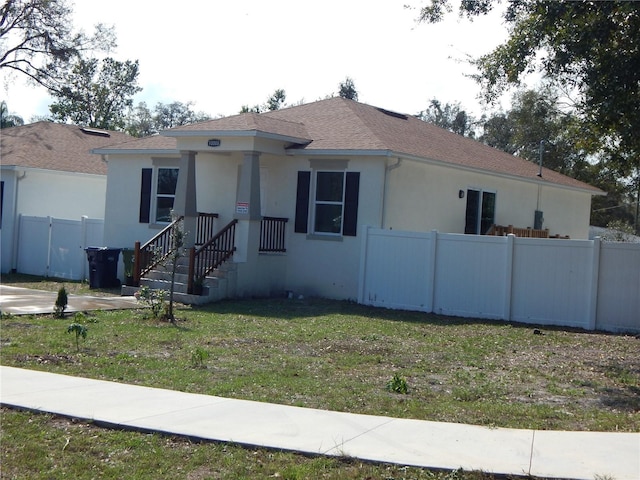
top-left (1, 122), bottom-right (132, 175)
top-left (95, 97), bottom-right (603, 194)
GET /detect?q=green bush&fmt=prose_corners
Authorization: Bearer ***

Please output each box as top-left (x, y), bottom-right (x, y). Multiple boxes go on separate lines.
top-left (53, 286), bottom-right (68, 318)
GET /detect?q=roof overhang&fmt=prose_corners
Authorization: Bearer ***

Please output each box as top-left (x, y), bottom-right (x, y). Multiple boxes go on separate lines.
top-left (91, 148), bottom-right (181, 155)
top-left (285, 147), bottom-right (605, 196)
top-left (162, 129), bottom-right (312, 146)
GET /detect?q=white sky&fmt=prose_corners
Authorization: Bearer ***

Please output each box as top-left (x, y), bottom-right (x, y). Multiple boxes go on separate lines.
top-left (2, 0), bottom-right (511, 123)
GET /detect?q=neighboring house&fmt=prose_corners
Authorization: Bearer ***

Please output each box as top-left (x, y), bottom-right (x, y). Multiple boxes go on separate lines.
top-left (95, 97), bottom-right (603, 301)
top-left (0, 122), bottom-right (131, 274)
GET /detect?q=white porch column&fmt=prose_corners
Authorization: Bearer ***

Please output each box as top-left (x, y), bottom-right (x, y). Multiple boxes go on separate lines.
top-left (173, 150), bottom-right (198, 248)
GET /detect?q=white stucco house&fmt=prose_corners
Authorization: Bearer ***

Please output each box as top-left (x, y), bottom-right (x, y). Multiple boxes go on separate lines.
top-left (0, 122), bottom-right (131, 275)
top-left (94, 97), bottom-right (603, 302)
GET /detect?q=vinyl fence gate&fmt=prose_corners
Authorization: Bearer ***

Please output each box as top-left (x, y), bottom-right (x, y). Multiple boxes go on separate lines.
top-left (16, 215), bottom-right (104, 281)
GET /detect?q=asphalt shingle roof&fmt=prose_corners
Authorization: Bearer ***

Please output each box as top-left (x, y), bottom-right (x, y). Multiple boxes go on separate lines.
top-left (1, 122), bottom-right (131, 175)
top-left (94, 98), bottom-right (602, 194)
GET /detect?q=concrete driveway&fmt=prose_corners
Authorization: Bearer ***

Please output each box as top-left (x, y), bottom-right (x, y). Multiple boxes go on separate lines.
top-left (0, 285), bottom-right (140, 315)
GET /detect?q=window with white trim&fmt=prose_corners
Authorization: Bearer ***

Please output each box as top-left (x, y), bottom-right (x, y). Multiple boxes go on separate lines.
top-left (294, 166), bottom-right (360, 237)
top-left (155, 167), bottom-right (179, 223)
top-left (313, 171), bottom-right (345, 234)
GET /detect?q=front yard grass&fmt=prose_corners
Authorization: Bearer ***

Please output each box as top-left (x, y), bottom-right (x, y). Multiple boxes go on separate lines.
top-left (1, 275), bottom-right (638, 478)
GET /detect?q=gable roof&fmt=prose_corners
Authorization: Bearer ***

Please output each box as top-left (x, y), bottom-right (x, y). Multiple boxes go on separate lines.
top-left (1, 122), bottom-right (132, 175)
top-left (95, 97), bottom-right (601, 194)
top-left (266, 98), bottom-right (602, 194)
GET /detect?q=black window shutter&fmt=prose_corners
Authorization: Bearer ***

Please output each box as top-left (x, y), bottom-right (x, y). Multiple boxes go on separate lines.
top-left (139, 168), bottom-right (152, 223)
top-left (294, 171), bottom-right (311, 233)
top-left (343, 172), bottom-right (360, 236)
top-left (0, 180), bottom-right (4, 228)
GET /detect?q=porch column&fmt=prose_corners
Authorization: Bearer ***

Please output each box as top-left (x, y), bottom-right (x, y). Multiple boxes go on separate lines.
top-left (173, 150), bottom-right (198, 248)
top-left (235, 151), bottom-right (262, 221)
top-left (233, 152), bottom-right (262, 264)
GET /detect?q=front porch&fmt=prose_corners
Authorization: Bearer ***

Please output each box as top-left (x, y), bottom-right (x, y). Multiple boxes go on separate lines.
top-left (122, 213), bottom-right (288, 304)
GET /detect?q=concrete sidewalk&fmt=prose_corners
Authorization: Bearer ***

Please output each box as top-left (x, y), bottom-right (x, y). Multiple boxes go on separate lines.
top-left (0, 285), bottom-right (139, 315)
top-left (1, 366), bottom-right (638, 479)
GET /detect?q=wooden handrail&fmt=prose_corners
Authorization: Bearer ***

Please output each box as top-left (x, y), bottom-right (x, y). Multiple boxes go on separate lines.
top-left (134, 216), bottom-right (184, 286)
top-left (259, 216), bottom-right (288, 252)
top-left (133, 213), bottom-right (219, 286)
top-left (188, 219), bottom-right (238, 293)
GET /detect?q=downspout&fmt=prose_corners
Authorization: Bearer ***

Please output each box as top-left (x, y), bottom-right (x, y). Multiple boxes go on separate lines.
top-left (381, 157), bottom-right (402, 229)
top-left (11, 170), bottom-right (27, 272)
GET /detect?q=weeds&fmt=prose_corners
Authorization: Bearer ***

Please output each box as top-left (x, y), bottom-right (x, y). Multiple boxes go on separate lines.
top-left (386, 373), bottom-right (409, 394)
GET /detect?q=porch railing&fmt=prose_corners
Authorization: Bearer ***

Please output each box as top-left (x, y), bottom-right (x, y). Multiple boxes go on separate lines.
top-left (133, 213), bottom-right (219, 286)
top-left (188, 219), bottom-right (238, 293)
top-left (195, 213), bottom-right (219, 246)
top-left (489, 224), bottom-right (550, 238)
top-left (259, 216), bottom-right (288, 252)
top-left (134, 216), bottom-right (184, 286)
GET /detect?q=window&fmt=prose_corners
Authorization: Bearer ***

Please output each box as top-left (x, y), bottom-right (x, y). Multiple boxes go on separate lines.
top-left (139, 166), bottom-right (179, 224)
top-left (155, 168), bottom-right (179, 223)
top-left (465, 188), bottom-right (496, 235)
top-left (314, 171), bottom-right (344, 234)
top-left (295, 170), bottom-right (360, 237)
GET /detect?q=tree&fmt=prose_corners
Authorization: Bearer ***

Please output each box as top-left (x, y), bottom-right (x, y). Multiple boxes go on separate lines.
top-left (481, 87), bottom-right (581, 174)
top-left (418, 1), bottom-right (640, 177)
top-left (240, 88), bottom-right (286, 113)
top-left (126, 101), bottom-right (211, 137)
top-left (49, 57), bottom-right (141, 130)
top-left (338, 77), bottom-right (358, 101)
top-left (0, 101), bottom-right (24, 128)
top-left (418, 98), bottom-right (477, 137)
top-left (0, 0), bottom-right (115, 94)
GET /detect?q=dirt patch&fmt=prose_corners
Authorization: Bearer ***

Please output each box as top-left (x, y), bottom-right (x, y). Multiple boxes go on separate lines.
top-left (13, 354), bottom-right (78, 365)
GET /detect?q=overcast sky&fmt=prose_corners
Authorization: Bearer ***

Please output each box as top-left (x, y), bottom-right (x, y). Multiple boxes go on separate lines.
top-left (2, 0), bottom-right (511, 123)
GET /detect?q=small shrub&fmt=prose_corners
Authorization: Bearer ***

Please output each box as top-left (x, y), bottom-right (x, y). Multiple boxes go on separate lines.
top-left (190, 347), bottom-right (210, 368)
top-left (66, 323), bottom-right (87, 352)
top-left (386, 373), bottom-right (409, 394)
top-left (53, 286), bottom-right (68, 318)
top-left (136, 286), bottom-right (167, 319)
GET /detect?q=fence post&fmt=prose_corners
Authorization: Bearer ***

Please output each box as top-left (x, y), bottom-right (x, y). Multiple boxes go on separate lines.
top-left (80, 216), bottom-right (88, 281)
top-left (425, 230), bottom-right (438, 313)
top-left (503, 234), bottom-right (515, 321)
top-left (587, 237), bottom-right (601, 331)
top-left (357, 225), bottom-right (370, 304)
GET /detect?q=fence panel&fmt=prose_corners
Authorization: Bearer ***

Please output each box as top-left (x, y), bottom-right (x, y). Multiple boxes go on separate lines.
top-left (510, 239), bottom-right (593, 329)
top-left (359, 227), bottom-right (640, 333)
top-left (433, 234), bottom-right (508, 319)
top-left (359, 228), bottom-right (433, 311)
top-left (17, 216), bottom-right (50, 276)
top-left (597, 242), bottom-right (640, 332)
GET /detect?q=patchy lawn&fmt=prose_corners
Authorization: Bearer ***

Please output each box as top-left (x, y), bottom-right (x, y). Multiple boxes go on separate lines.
top-left (2, 275), bottom-right (638, 478)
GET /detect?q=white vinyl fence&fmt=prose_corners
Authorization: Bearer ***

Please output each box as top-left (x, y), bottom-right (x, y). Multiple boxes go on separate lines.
top-left (16, 215), bottom-right (104, 280)
top-left (358, 227), bottom-right (640, 333)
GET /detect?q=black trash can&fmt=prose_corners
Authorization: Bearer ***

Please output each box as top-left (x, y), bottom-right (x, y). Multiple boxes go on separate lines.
top-left (85, 247), bottom-right (121, 288)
